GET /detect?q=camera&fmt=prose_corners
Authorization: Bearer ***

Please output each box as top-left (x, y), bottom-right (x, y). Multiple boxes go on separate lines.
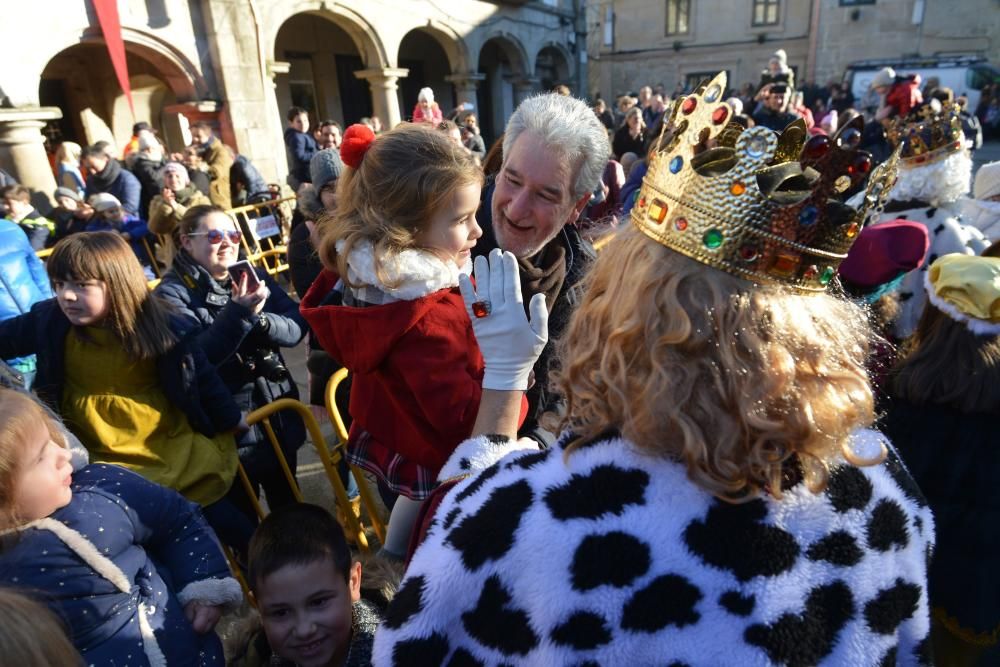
top-left (242, 349), bottom-right (291, 383)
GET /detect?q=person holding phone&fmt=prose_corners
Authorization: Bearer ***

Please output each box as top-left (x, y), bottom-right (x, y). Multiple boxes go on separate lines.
top-left (155, 205), bottom-right (307, 522)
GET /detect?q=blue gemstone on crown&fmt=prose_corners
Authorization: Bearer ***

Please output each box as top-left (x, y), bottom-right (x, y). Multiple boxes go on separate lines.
top-left (669, 156), bottom-right (683, 174)
top-left (798, 205), bottom-right (819, 226)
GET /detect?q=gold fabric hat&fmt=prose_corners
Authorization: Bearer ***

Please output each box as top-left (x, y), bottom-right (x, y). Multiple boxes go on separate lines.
top-left (885, 100), bottom-right (965, 169)
top-left (925, 254), bottom-right (1000, 336)
top-left (631, 71), bottom-right (899, 292)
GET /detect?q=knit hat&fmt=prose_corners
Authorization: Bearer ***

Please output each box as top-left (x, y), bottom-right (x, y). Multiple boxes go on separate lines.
top-left (310, 148), bottom-right (344, 191)
top-left (418, 87), bottom-right (435, 104)
top-left (162, 161), bottom-right (190, 186)
top-left (870, 67), bottom-right (896, 90)
top-left (770, 49), bottom-right (787, 65)
top-left (839, 219), bottom-right (929, 290)
top-left (973, 161), bottom-right (1000, 201)
top-left (54, 187), bottom-right (82, 203)
top-left (925, 254), bottom-right (1000, 335)
top-left (137, 130), bottom-right (159, 151)
top-left (89, 192), bottom-right (122, 212)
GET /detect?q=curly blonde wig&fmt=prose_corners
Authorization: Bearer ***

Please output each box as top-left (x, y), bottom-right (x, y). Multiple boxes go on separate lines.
top-left (554, 226), bottom-right (879, 500)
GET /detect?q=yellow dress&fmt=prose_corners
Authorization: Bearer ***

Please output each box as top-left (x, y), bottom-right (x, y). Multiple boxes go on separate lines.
top-left (61, 327), bottom-right (237, 506)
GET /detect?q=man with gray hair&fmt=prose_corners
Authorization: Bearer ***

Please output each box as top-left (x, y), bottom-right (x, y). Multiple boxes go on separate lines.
top-left (474, 92), bottom-right (611, 438)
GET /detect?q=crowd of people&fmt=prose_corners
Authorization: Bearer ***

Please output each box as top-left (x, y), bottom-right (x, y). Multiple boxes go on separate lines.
top-left (0, 47), bottom-right (999, 667)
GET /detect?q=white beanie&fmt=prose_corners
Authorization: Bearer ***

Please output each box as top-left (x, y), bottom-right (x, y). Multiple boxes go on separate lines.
top-left (974, 161), bottom-right (1000, 201)
top-left (770, 49), bottom-right (787, 64)
top-left (89, 192), bottom-right (122, 212)
top-left (418, 87), bottom-right (435, 104)
top-left (870, 67), bottom-right (896, 89)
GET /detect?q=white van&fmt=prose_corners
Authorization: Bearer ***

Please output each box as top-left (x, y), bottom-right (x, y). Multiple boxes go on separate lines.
top-left (844, 55), bottom-right (999, 112)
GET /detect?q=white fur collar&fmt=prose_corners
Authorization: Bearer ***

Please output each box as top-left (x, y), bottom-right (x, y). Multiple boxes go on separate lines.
top-left (891, 150), bottom-right (972, 206)
top-left (339, 240), bottom-right (470, 301)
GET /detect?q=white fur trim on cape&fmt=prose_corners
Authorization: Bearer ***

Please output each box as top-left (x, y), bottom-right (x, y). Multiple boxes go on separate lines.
top-left (339, 239), bottom-right (470, 301)
top-left (959, 196), bottom-right (1000, 241)
top-left (924, 270), bottom-right (1000, 336)
top-left (177, 577), bottom-right (244, 610)
top-left (437, 435), bottom-right (537, 481)
top-left (17, 518), bottom-right (168, 667)
top-left (892, 150), bottom-right (972, 206)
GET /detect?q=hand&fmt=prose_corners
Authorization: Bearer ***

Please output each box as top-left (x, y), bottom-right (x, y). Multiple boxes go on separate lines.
top-left (459, 249), bottom-right (548, 391)
top-left (230, 272), bottom-right (268, 315)
top-left (184, 602), bottom-right (223, 634)
top-left (162, 187), bottom-right (175, 204)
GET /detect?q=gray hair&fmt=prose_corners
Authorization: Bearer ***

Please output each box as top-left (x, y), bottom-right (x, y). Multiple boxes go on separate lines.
top-left (503, 93), bottom-right (611, 200)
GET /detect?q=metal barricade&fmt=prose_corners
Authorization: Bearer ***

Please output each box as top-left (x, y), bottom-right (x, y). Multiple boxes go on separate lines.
top-left (226, 196), bottom-right (296, 278)
top-left (240, 397), bottom-right (373, 553)
top-left (324, 368), bottom-right (387, 546)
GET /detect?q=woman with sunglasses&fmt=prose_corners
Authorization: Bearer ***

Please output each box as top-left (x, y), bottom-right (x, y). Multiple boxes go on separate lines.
top-left (155, 205), bottom-right (307, 523)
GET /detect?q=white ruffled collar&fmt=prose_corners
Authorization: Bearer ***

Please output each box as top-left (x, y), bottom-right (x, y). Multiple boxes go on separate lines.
top-left (339, 239), bottom-right (471, 301)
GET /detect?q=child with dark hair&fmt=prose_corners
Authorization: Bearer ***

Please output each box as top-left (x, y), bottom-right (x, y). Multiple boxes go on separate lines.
top-left (237, 503), bottom-right (391, 667)
top-left (285, 106), bottom-right (318, 188)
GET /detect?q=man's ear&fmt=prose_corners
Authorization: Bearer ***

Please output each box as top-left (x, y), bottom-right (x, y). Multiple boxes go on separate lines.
top-left (568, 190), bottom-right (592, 224)
top-left (348, 560), bottom-right (362, 603)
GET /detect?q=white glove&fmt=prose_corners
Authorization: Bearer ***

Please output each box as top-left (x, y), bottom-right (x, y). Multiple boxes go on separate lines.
top-left (459, 249), bottom-right (548, 391)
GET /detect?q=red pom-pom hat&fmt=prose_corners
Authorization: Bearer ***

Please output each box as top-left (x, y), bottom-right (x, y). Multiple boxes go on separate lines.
top-left (340, 123), bottom-right (376, 169)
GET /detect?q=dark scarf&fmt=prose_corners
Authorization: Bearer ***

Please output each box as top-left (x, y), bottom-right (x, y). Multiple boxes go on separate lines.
top-left (87, 157), bottom-right (122, 192)
top-left (517, 242), bottom-right (567, 312)
top-left (172, 248), bottom-right (232, 305)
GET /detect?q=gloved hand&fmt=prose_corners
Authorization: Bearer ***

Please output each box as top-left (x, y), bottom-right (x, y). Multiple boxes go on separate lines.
top-left (459, 249), bottom-right (548, 391)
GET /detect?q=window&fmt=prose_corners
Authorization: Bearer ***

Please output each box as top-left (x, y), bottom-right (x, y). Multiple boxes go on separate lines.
top-left (665, 0), bottom-right (690, 36)
top-left (752, 0), bottom-right (779, 26)
top-left (839, 0), bottom-right (875, 5)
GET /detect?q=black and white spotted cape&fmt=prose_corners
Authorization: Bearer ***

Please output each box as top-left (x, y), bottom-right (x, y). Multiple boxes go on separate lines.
top-left (373, 430), bottom-right (934, 666)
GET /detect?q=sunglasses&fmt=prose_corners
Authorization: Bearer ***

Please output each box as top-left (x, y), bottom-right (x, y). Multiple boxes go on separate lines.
top-left (186, 229), bottom-right (242, 244)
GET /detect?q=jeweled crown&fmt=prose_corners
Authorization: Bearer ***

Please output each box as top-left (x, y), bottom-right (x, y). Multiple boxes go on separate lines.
top-left (885, 101), bottom-right (965, 168)
top-left (631, 72), bottom-right (900, 292)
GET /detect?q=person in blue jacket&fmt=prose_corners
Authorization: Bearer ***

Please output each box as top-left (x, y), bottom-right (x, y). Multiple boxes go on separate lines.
top-left (283, 106), bottom-right (317, 188)
top-left (86, 193), bottom-right (154, 273)
top-left (0, 388), bottom-right (243, 666)
top-left (155, 204), bottom-right (307, 520)
top-left (0, 218), bottom-right (52, 388)
top-left (82, 141), bottom-right (142, 216)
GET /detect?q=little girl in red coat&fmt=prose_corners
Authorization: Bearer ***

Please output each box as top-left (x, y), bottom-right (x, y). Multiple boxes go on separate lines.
top-left (301, 123), bottom-right (521, 557)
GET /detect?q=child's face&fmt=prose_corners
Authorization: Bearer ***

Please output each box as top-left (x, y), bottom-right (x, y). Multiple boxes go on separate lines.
top-left (15, 422), bottom-right (72, 522)
top-left (416, 182), bottom-right (482, 267)
top-left (99, 206), bottom-right (125, 223)
top-left (291, 113), bottom-right (310, 134)
top-left (53, 277), bottom-right (109, 327)
top-left (257, 558), bottom-right (361, 667)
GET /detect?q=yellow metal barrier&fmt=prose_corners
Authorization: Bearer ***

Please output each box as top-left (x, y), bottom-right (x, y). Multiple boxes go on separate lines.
top-left (325, 369), bottom-right (387, 545)
top-left (243, 398), bottom-right (372, 553)
top-left (36, 248), bottom-right (53, 260)
top-left (226, 196), bottom-right (296, 278)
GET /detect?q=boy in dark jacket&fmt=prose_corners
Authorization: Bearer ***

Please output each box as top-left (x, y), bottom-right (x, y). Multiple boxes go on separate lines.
top-left (1, 184), bottom-right (54, 250)
top-left (284, 106), bottom-right (317, 188)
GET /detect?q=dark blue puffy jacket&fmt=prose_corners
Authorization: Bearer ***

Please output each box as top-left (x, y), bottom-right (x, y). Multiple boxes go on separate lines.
top-left (0, 219), bottom-right (52, 371)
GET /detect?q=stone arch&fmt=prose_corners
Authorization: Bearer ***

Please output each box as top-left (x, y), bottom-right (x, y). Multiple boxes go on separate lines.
top-left (397, 26), bottom-right (466, 120)
top-left (535, 42), bottom-right (574, 92)
top-left (478, 31), bottom-right (530, 79)
top-left (265, 1), bottom-right (387, 70)
top-left (411, 22), bottom-right (471, 75)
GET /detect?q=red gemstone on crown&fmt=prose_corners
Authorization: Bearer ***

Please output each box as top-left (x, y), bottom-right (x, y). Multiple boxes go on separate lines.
top-left (711, 106), bottom-right (729, 125)
top-left (675, 218), bottom-right (688, 231)
top-left (802, 135), bottom-right (831, 160)
top-left (681, 97), bottom-right (697, 115)
top-left (849, 154), bottom-right (872, 175)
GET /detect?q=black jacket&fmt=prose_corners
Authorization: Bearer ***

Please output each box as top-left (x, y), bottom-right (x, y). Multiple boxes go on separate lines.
top-left (0, 298), bottom-right (239, 436)
top-left (155, 251), bottom-right (307, 459)
top-left (130, 155), bottom-right (165, 220)
top-left (475, 179), bottom-right (593, 437)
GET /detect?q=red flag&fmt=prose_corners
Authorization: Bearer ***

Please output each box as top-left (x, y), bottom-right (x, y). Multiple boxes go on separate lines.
top-left (92, 0), bottom-right (134, 118)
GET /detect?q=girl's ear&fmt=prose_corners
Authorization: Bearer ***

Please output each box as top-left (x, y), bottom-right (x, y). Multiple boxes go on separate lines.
top-left (348, 560), bottom-right (362, 603)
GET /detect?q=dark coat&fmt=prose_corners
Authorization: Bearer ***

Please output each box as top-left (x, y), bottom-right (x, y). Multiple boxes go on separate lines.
top-left (612, 125), bottom-right (646, 159)
top-left (475, 179), bottom-right (593, 437)
top-left (0, 298), bottom-right (241, 436)
top-left (880, 397), bottom-right (1000, 638)
top-left (283, 128), bottom-right (317, 184)
top-left (752, 107), bottom-right (800, 132)
top-left (84, 161), bottom-right (142, 217)
top-left (155, 252), bottom-right (307, 465)
top-left (130, 154), bottom-right (165, 219)
top-left (0, 464), bottom-right (240, 666)
top-left (0, 219), bottom-right (51, 370)
top-left (230, 155), bottom-right (270, 206)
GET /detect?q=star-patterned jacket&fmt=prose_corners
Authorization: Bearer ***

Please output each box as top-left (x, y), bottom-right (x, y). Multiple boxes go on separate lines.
top-left (374, 430), bottom-right (934, 666)
top-left (0, 464), bottom-right (242, 666)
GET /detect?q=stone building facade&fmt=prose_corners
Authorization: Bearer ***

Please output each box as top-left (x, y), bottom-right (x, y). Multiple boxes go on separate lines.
top-left (587, 0), bottom-right (1000, 99)
top-left (0, 0), bottom-right (583, 208)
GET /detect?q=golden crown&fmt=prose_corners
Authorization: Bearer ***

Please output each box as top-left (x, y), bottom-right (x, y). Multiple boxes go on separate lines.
top-left (631, 72), bottom-right (900, 292)
top-left (885, 101), bottom-right (965, 168)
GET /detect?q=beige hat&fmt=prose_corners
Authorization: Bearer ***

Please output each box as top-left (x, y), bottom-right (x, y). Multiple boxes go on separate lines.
top-left (974, 161), bottom-right (1000, 201)
top-left (870, 67), bottom-right (896, 89)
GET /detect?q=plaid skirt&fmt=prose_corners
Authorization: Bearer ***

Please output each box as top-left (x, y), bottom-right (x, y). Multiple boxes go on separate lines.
top-left (345, 428), bottom-right (437, 500)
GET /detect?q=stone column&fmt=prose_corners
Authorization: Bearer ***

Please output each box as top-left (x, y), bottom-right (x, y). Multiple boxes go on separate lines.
top-left (445, 72), bottom-right (486, 109)
top-left (354, 68), bottom-right (409, 129)
top-left (0, 107), bottom-right (62, 211)
top-left (512, 78), bottom-right (541, 106)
